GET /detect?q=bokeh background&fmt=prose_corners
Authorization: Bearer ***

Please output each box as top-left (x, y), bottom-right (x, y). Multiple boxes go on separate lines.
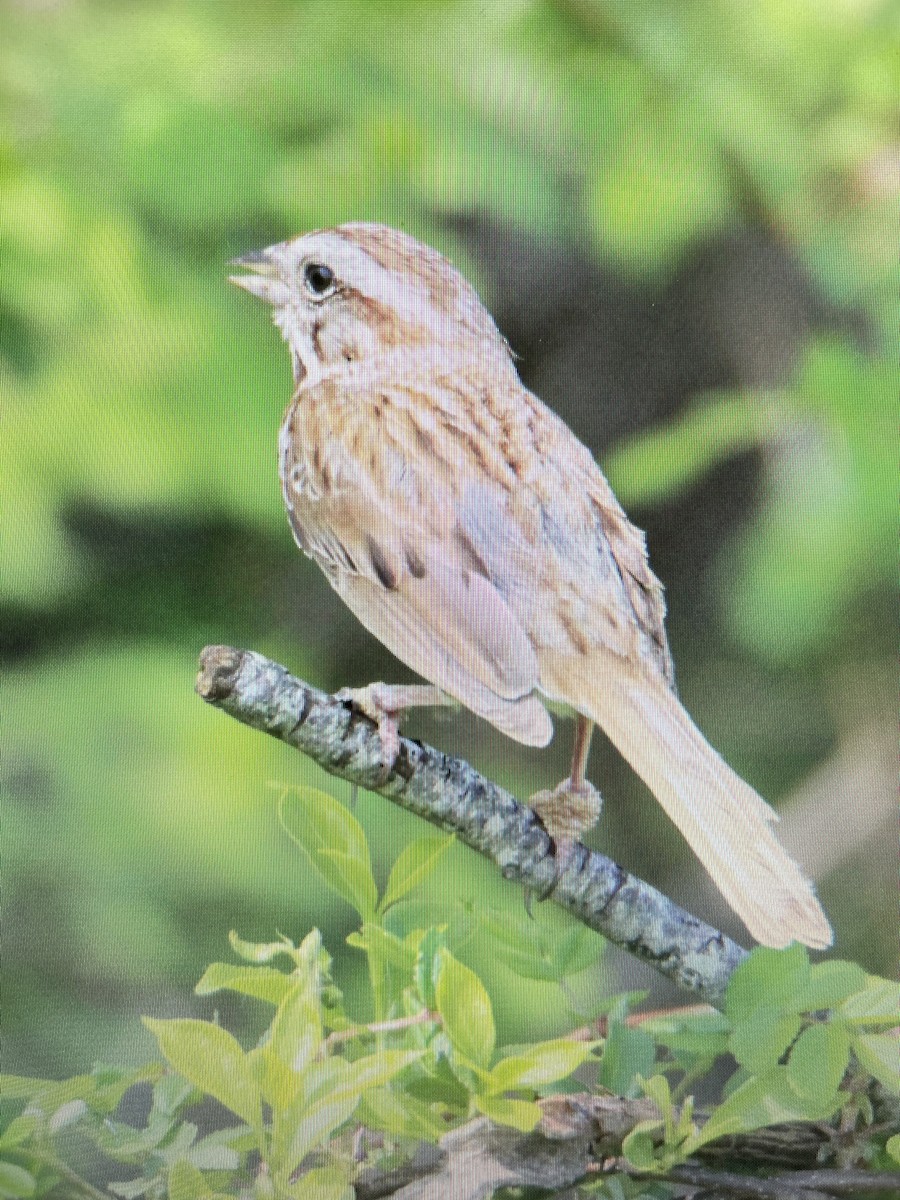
top-left (5, 0), bottom-right (896, 1081)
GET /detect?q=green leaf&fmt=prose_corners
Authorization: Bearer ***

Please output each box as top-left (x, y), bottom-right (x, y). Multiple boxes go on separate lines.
top-left (47, 1099), bottom-right (89, 1132)
top-left (152, 1073), bottom-right (196, 1118)
top-left (294, 1059), bottom-right (347, 1109)
top-left (2, 1074), bottom-right (98, 1114)
top-left (599, 1022), bottom-right (657, 1099)
top-left (729, 1009), bottom-right (802, 1074)
top-left (278, 787), bottom-right (377, 920)
top-left (840, 979), bottom-right (900, 1025)
top-left (480, 913), bottom-right (560, 983)
top-left (794, 961), bottom-right (867, 1012)
top-left (689, 1066), bottom-right (841, 1150)
top-left (554, 924), bottom-right (606, 979)
top-left (415, 927), bottom-right (449, 1011)
top-left (481, 911), bottom-right (605, 983)
top-left (142, 1018), bottom-right (260, 1127)
top-left (0, 1163), bottom-right (36, 1199)
top-left (486, 1039), bottom-right (593, 1093)
top-left (474, 1092), bottom-right (541, 1132)
top-left (188, 1128), bottom-right (244, 1171)
top-left (886, 1133), bottom-right (900, 1165)
top-left (357, 1087), bottom-right (448, 1140)
top-left (195, 963), bottom-right (293, 1006)
top-left (318, 850), bottom-right (380, 923)
top-left (621, 1123), bottom-right (663, 1172)
top-left (108, 1179), bottom-right (155, 1199)
top-left (379, 835), bottom-right (453, 914)
top-left (0, 1076), bottom-right (60, 1102)
top-left (284, 1094), bottom-right (360, 1176)
top-left (247, 1046), bottom-right (302, 1112)
top-left (168, 1160), bottom-right (213, 1200)
top-left (335, 1050), bottom-right (423, 1097)
top-left (269, 981), bottom-right (322, 1075)
top-left (851, 1033), bottom-right (900, 1094)
top-left (347, 924), bottom-right (417, 973)
top-left (646, 1010), bottom-right (730, 1067)
top-left (725, 946), bottom-right (810, 1023)
top-left (787, 1023), bottom-right (850, 1100)
top-left (435, 950), bottom-right (495, 1069)
top-left (97, 1111), bottom-right (179, 1159)
top-left (228, 931), bottom-right (297, 965)
top-left (287, 1166), bottom-right (353, 1200)
top-left (0, 1115), bottom-right (39, 1150)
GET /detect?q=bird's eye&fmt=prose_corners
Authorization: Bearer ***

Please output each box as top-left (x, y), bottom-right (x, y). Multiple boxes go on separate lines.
top-left (303, 262), bottom-right (336, 297)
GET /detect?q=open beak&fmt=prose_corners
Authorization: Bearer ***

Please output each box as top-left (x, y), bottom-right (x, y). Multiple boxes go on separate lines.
top-left (228, 246), bottom-right (290, 304)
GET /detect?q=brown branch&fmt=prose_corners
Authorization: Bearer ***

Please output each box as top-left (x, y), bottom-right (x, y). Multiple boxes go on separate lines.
top-left (352, 1093), bottom-right (899, 1199)
top-left (196, 645), bottom-right (748, 1006)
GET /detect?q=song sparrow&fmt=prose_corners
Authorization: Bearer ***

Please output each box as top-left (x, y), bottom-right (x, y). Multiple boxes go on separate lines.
top-left (230, 223), bottom-right (831, 950)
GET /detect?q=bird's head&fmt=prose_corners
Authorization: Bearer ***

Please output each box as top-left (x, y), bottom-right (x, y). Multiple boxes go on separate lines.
top-left (230, 222), bottom-right (509, 384)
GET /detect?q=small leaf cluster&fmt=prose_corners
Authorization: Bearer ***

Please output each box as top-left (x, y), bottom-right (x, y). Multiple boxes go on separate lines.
top-left (619, 945), bottom-right (900, 1174)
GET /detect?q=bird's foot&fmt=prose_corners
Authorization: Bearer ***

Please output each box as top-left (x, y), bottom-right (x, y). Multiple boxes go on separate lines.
top-left (526, 778), bottom-right (603, 902)
top-left (528, 778), bottom-right (603, 843)
top-left (336, 682), bottom-right (448, 767)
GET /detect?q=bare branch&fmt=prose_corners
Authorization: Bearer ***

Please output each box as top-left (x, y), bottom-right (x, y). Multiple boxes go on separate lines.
top-left (196, 645), bottom-right (748, 1006)
top-left (352, 1094), bottom-right (895, 1199)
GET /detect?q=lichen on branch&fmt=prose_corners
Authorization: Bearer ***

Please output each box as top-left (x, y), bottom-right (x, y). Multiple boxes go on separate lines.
top-left (196, 644), bottom-right (748, 1006)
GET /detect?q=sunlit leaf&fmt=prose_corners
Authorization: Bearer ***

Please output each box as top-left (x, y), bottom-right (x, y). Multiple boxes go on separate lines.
top-left (142, 1018), bottom-right (260, 1128)
top-left (435, 950), bottom-right (496, 1069)
top-left (195, 963), bottom-right (293, 1006)
top-left (851, 1033), bottom-right (900, 1094)
top-left (347, 923), bottom-right (418, 973)
top-left (729, 1009), bottom-right (802, 1074)
top-left (0, 1163), bottom-right (36, 1199)
top-left (795, 961), bottom-right (868, 1013)
top-left (379, 835), bottom-right (453, 914)
top-left (167, 1160), bottom-right (212, 1200)
top-left (268, 980), bottom-right (322, 1075)
top-left (486, 1039), bottom-right (593, 1093)
top-left (474, 1092), bottom-right (541, 1133)
top-left (357, 1087), bottom-right (448, 1141)
top-left (840, 979), bottom-right (900, 1025)
top-left (227, 932), bottom-right (298, 966)
top-left (278, 788), bottom-right (377, 921)
top-left (787, 1023), bottom-right (850, 1101)
top-left (725, 946), bottom-right (810, 1023)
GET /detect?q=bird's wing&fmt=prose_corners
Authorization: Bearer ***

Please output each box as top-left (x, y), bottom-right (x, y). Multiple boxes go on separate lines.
top-left (445, 382), bottom-right (675, 686)
top-left (280, 378), bottom-right (552, 746)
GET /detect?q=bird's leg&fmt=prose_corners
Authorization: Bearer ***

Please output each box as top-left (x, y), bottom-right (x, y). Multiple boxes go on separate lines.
top-left (528, 714), bottom-right (603, 872)
top-left (336, 682), bottom-right (454, 766)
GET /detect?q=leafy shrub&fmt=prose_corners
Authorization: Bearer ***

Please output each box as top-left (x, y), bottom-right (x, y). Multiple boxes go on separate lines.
top-left (3, 787), bottom-right (897, 1198)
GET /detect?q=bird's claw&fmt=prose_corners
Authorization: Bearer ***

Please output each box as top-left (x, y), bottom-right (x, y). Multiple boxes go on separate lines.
top-left (525, 779), bottom-right (602, 905)
top-left (527, 779), bottom-right (603, 844)
top-left (337, 682), bottom-right (402, 766)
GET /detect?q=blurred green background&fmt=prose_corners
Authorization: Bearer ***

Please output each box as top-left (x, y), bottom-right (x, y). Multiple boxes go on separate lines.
top-left (5, 0), bottom-right (896, 1080)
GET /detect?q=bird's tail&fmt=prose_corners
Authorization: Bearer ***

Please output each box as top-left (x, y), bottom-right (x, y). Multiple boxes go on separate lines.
top-left (542, 654), bottom-right (832, 949)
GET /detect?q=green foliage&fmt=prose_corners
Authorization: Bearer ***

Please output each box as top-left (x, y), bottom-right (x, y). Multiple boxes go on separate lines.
top-left (3, 807), bottom-right (898, 1197)
top-left (622, 945), bottom-right (899, 1174)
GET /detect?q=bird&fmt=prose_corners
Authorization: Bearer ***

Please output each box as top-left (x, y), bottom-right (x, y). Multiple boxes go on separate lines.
top-left (229, 222), bottom-right (832, 950)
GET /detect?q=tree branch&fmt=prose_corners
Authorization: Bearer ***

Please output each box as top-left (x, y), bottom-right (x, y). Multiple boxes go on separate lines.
top-left (352, 1094), bottom-right (898, 1200)
top-left (196, 645), bottom-right (747, 1006)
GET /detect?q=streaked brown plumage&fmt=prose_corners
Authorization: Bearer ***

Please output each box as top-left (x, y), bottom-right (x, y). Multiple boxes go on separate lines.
top-left (231, 222), bottom-right (832, 950)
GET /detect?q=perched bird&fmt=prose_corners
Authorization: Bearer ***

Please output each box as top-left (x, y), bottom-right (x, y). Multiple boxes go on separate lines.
top-left (230, 223), bottom-right (832, 950)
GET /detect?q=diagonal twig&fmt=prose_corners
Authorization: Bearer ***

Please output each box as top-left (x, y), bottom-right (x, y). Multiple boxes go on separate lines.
top-left (196, 645), bottom-right (748, 1006)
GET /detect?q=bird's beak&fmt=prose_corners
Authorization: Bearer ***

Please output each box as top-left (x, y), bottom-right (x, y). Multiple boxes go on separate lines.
top-left (228, 246), bottom-right (290, 304)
